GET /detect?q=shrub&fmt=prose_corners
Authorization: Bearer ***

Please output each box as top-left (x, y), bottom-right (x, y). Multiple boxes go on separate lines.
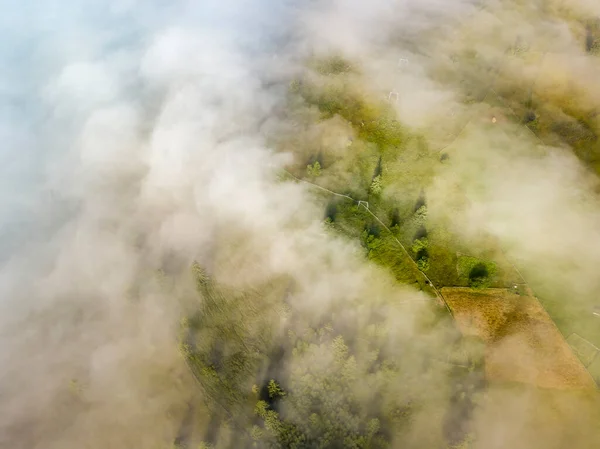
top-left (412, 237), bottom-right (429, 254)
top-left (417, 257), bottom-right (430, 272)
top-left (457, 256), bottom-right (496, 289)
top-left (307, 161), bottom-right (322, 177)
top-left (370, 175), bottom-right (383, 195)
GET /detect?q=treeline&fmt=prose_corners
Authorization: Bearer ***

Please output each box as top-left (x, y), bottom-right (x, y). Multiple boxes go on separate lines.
top-left (173, 262), bottom-right (483, 448)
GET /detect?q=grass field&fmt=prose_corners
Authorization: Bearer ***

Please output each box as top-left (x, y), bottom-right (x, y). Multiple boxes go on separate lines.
top-left (587, 355), bottom-right (600, 386)
top-left (442, 287), bottom-right (596, 389)
top-left (566, 333), bottom-right (599, 368)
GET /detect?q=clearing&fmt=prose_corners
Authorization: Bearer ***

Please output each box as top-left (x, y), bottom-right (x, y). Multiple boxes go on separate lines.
top-left (441, 287), bottom-right (596, 389)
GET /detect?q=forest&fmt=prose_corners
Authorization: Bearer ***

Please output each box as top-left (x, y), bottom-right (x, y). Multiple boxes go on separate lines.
top-left (166, 4), bottom-right (600, 445)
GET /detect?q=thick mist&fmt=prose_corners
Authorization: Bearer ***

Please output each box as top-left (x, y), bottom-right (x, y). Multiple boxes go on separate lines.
top-left (1, 0), bottom-right (600, 448)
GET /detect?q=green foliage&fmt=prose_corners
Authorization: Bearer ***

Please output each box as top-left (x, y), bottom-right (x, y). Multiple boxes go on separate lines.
top-left (253, 333), bottom-right (392, 449)
top-left (361, 231), bottom-right (420, 284)
top-left (268, 379), bottom-right (286, 400)
top-left (412, 237), bottom-right (429, 254)
top-left (370, 175), bottom-right (383, 195)
top-left (191, 261), bottom-right (210, 291)
top-left (417, 257), bottom-right (430, 272)
top-left (298, 81), bottom-right (403, 152)
top-left (302, 83), bottom-right (370, 124)
top-left (412, 206), bottom-right (428, 226)
top-left (254, 400), bottom-right (307, 448)
top-left (307, 161), bottom-right (322, 177)
top-left (366, 418), bottom-right (380, 436)
top-left (457, 256), bottom-right (497, 289)
top-left (412, 233), bottom-right (431, 272)
top-left (250, 425), bottom-right (264, 441)
top-left (359, 115), bottom-right (403, 150)
top-left (182, 263), bottom-right (279, 420)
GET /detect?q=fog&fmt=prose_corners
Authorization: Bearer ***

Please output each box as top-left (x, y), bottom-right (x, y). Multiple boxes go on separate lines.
top-left (1, 0), bottom-right (600, 448)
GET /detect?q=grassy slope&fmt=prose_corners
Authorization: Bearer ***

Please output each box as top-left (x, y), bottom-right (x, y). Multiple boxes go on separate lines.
top-left (286, 58), bottom-right (525, 296)
top-left (285, 47), bottom-right (600, 380)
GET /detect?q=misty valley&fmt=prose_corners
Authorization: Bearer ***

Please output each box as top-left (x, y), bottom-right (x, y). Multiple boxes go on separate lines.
top-left (2, 1), bottom-right (600, 449)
